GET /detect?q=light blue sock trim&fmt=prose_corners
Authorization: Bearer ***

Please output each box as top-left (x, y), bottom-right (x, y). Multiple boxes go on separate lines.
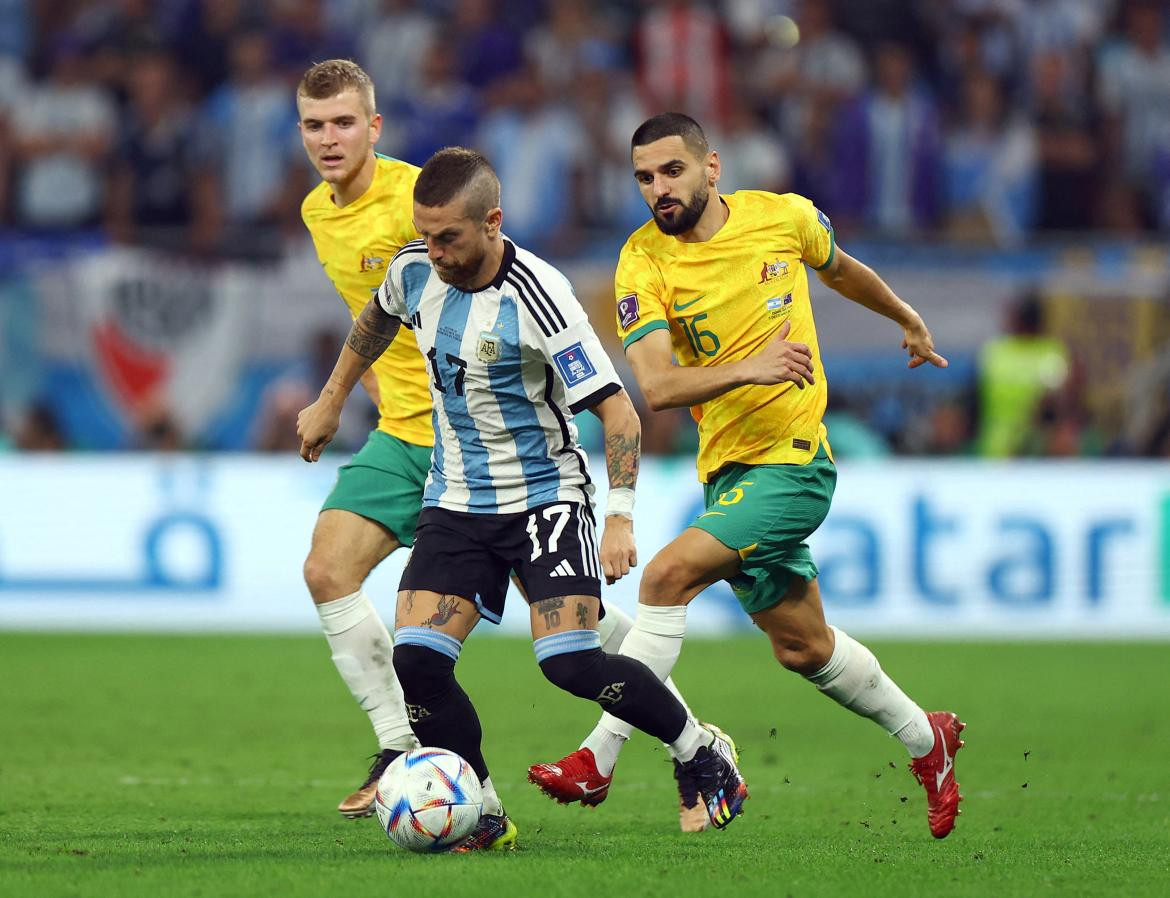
top-left (533, 630), bottom-right (602, 664)
top-left (394, 626), bottom-right (463, 662)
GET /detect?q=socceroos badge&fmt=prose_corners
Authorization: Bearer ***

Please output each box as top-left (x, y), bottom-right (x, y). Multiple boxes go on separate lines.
top-left (476, 330), bottom-right (500, 363)
top-left (618, 293), bottom-right (640, 329)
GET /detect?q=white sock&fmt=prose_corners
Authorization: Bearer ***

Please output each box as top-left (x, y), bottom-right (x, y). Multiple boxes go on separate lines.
top-left (667, 719), bottom-right (713, 763)
top-left (806, 626), bottom-right (934, 757)
top-left (480, 776), bottom-right (503, 816)
top-left (316, 590), bottom-right (418, 752)
top-left (594, 604), bottom-right (695, 763)
top-left (580, 725), bottom-right (627, 777)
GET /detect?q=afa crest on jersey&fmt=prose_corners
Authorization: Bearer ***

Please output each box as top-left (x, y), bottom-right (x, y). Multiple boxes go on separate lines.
top-left (476, 331), bottom-right (501, 363)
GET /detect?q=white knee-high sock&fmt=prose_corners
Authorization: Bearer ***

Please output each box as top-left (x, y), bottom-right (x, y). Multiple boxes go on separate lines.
top-left (585, 604), bottom-right (695, 775)
top-left (316, 590), bottom-right (418, 752)
top-left (806, 626), bottom-right (934, 757)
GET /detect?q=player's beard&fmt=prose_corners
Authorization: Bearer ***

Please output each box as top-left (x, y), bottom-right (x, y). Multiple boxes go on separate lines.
top-left (433, 246), bottom-right (487, 289)
top-left (651, 183), bottom-right (709, 235)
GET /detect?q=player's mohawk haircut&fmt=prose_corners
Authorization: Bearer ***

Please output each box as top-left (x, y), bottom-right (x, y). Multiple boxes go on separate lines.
top-left (631, 113), bottom-right (709, 160)
top-left (415, 147), bottom-right (501, 221)
top-left (297, 59), bottom-right (376, 117)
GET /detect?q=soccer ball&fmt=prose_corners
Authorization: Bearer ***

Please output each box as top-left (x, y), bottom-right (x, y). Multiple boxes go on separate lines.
top-left (374, 747), bottom-right (483, 852)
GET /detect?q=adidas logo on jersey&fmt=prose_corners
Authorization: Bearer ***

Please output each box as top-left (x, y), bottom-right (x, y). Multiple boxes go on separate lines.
top-left (549, 560), bottom-right (576, 578)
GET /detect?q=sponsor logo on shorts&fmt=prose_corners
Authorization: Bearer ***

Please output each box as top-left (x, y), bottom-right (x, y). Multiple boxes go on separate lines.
top-left (618, 293), bottom-right (640, 329)
top-left (554, 343), bottom-right (596, 386)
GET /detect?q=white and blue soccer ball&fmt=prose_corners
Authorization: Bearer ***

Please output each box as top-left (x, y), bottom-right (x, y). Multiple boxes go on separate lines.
top-left (374, 747), bottom-right (483, 852)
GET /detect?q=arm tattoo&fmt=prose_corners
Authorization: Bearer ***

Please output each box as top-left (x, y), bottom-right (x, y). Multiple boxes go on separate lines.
top-left (346, 299), bottom-right (400, 362)
top-left (604, 430), bottom-right (640, 491)
top-left (535, 596), bottom-right (565, 629)
top-left (424, 595), bottom-right (462, 628)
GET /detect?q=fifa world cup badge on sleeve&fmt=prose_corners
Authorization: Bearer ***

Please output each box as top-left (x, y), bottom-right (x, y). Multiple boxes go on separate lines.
top-left (554, 343), bottom-right (596, 385)
top-left (618, 294), bottom-right (640, 329)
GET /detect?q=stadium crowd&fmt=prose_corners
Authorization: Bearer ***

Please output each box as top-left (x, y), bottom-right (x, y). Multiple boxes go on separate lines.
top-left (1, 0), bottom-right (1169, 458)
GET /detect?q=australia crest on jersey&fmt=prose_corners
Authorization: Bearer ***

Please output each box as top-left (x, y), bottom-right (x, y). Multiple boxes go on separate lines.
top-left (758, 258), bottom-right (789, 284)
top-left (359, 248), bottom-right (386, 272)
top-left (476, 330), bottom-right (501, 363)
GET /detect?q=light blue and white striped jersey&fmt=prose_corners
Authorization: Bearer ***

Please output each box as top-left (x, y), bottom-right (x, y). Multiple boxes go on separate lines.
top-left (377, 238), bottom-right (623, 514)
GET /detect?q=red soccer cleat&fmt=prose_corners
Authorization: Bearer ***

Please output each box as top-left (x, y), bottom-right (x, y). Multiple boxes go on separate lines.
top-left (527, 748), bottom-right (613, 807)
top-left (908, 711), bottom-right (966, 839)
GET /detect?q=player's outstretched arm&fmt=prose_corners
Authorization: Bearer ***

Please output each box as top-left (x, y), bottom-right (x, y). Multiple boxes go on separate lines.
top-left (297, 298), bottom-right (401, 462)
top-left (627, 327), bottom-right (814, 411)
top-left (815, 248), bottom-right (948, 369)
top-left (590, 389), bottom-right (640, 585)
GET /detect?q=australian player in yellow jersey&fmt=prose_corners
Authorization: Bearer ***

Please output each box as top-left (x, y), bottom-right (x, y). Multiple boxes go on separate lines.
top-left (295, 63), bottom-right (708, 843)
top-left (530, 113), bottom-right (966, 839)
top-left (295, 60), bottom-right (431, 820)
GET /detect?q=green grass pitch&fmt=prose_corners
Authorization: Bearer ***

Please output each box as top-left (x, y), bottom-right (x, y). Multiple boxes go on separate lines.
top-left (1, 634), bottom-right (1167, 897)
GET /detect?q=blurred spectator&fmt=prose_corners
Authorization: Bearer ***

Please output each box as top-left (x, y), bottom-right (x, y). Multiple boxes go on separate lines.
top-left (1097, 2), bottom-right (1170, 230)
top-left (755, 0), bottom-right (866, 143)
top-left (105, 50), bottom-right (220, 252)
top-left (1030, 49), bottom-right (1100, 230)
top-left (943, 70), bottom-right (1037, 243)
top-left (453, 0), bottom-right (524, 89)
top-left (572, 64), bottom-right (651, 233)
top-left (476, 66), bottom-right (585, 251)
top-left (525, 0), bottom-right (621, 99)
top-left (635, 0), bottom-right (732, 130)
top-left (268, 0), bottom-right (354, 80)
top-left (172, 0), bottom-right (254, 97)
top-left (387, 39), bottom-right (480, 166)
top-left (201, 31), bottom-right (300, 236)
top-left (358, 0), bottom-right (437, 107)
top-left (0, 0), bottom-right (31, 60)
top-left (713, 93), bottom-right (791, 195)
top-left (977, 291), bottom-right (1070, 457)
top-left (833, 42), bottom-right (943, 234)
top-left (13, 38), bottom-right (114, 229)
top-left (14, 401), bottom-right (65, 451)
top-left (72, 0), bottom-right (165, 91)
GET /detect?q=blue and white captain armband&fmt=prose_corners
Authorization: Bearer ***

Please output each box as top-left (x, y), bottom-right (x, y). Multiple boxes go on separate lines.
top-left (605, 488), bottom-right (635, 520)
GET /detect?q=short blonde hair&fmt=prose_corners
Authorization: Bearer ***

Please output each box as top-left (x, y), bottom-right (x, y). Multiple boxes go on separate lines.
top-left (296, 59), bottom-right (376, 117)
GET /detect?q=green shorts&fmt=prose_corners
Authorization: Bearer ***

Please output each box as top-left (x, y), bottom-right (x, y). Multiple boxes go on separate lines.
top-left (321, 431), bottom-right (433, 547)
top-left (691, 446), bottom-right (836, 615)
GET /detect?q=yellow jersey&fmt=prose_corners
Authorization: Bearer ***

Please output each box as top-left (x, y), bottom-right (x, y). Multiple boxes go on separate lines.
top-left (615, 190), bottom-right (835, 482)
top-left (301, 154), bottom-right (434, 447)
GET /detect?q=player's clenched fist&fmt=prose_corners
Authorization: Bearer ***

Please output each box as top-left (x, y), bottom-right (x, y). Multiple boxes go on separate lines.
top-left (297, 392), bottom-right (344, 462)
top-left (744, 319), bottom-right (815, 389)
top-left (599, 517), bottom-right (637, 586)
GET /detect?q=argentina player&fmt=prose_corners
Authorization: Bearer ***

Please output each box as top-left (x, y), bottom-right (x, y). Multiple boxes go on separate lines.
top-left (297, 148), bottom-right (747, 848)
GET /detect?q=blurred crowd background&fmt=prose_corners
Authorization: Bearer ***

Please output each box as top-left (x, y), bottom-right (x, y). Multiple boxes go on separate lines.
top-left (1, 0), bottom-right (1170, 460)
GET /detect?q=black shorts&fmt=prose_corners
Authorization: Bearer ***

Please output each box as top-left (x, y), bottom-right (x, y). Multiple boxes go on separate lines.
top-left (399, 501), bottom-right (603, 624)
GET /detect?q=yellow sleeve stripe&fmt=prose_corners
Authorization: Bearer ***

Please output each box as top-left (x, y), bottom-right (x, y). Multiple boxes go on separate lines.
top-left (622, 319), bottom-right (668, 350)
top-left (812, 230), bottom-right (836, 271)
